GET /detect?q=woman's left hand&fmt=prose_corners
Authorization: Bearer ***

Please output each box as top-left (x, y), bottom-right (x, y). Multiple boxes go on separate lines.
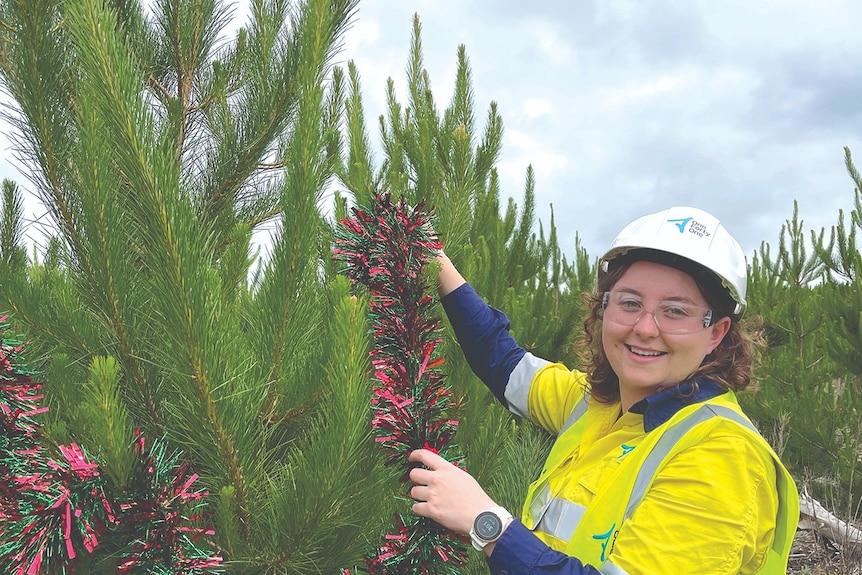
top-left (408, 448), bottom-right (497, 534)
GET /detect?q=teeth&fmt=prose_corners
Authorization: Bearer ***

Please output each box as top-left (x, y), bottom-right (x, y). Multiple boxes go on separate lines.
top-left (629, 346), bottom-right (662, 357)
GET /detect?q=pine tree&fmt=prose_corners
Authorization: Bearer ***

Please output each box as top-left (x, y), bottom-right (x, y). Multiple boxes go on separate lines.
top-left (743, 194), bottom-right (862, 509)
top-left (0, 179), bottom-right (26, 271)
top-left (0, 2), bottom-right (593, 573)
top-left (0, 1), bottom-right (393, 573)
top-left (810, 148), bottom-right (862, 504)
top-left (817, 148), bottom-right (862, 376)
top-left (744, 203), bottom-right (834, 484)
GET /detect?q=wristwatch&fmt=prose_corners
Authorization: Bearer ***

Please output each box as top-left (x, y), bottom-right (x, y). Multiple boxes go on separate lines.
top-left (469, 506), bottom-right (513, 551)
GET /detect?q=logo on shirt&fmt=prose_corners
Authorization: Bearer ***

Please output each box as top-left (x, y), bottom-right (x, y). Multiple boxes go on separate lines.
top-left (617, 444), bottom-right (635, 459)
top-left (592, 523), bottom-right (618, 562)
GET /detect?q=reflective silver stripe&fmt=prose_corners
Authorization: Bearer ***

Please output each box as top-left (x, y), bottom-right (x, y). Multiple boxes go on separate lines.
top-left (534, 498), bottom-right (587, 542)
top-left (599, 561), bottom-right (630, 575)
top-left (560, 394), bottom-right (590, 436)
top-left (529, 482), bottom-right (589, 540)
top-left (625, 405), bottom-right (757, 520)
top-left (527, 480), bottom-right (552, 529)
top-left (526, 395), bottom-right (590, 533)
top-left (505, 352), bottom-right (551, 419)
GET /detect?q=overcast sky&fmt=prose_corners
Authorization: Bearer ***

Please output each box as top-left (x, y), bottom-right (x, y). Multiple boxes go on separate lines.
top-left (336, 0), bottom-right (862, 261)
top-left (6, 1), bottom-right (861, 263)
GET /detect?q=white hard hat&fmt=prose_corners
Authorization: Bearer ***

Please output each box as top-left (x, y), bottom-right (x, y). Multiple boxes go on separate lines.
top-left (599, 206), bottom-right (748, 317)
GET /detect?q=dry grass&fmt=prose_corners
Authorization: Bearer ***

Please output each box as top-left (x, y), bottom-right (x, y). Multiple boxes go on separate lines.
top-left (788, 529), bottom-right (862, 575)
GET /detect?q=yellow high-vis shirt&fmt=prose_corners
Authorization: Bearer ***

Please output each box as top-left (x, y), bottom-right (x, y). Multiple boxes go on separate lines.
top-left (516, 360), bottom-right (798, 575)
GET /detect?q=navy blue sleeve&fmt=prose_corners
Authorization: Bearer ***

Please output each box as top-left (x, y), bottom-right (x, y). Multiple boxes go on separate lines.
top-left (440, 283), bottom-right (526, 406)
top-left (442, 285), bottom-right (601, 574)
top-left (487, 521), bottom-right (602, 575)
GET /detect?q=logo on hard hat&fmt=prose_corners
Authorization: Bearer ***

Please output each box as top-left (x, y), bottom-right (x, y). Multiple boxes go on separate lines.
top-left (667, 217), bottom-right (712, 239)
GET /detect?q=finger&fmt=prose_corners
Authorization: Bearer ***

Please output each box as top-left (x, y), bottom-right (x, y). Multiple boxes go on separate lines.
top-left (408, 466), bottom-right (432, 485)
top-left (409, 448), bottom-right (446, 469)
top-left (409, 484), bottom-right (428, 502)
top-left (412, 500), bottom-right (430, 518)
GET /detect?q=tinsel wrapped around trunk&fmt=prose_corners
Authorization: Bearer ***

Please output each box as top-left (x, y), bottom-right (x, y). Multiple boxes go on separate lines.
top-left (0, 311), bottom-right (223, 575)
top-left (333, 193), bottom-right (468, 575)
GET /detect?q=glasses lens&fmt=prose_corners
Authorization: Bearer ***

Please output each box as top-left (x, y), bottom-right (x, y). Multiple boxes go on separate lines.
top-left (602, 292), bottom-right (711, 334)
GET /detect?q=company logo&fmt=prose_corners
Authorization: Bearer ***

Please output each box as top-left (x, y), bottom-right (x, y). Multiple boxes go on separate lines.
top-left (592, 523), bottom-right (618, 561)
top-left (667, 217), bottom-right (692, 233)
top-left (617, 444), bottom-right (635, 459)
top-left (667, 217), bottom-right (711, 239)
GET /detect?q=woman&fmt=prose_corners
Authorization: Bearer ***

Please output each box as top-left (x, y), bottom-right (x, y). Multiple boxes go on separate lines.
top-left (408, 206), bottom-right (799, 574)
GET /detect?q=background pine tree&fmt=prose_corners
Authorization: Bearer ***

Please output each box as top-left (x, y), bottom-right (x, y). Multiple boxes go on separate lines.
top-left (742, 191), bottom-right (862, 517)
top-left (0, 0), bottom-right (394, 572)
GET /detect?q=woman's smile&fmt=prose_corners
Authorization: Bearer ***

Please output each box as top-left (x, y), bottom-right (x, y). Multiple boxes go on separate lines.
top-left (625, 344), bottom-right (666, 358)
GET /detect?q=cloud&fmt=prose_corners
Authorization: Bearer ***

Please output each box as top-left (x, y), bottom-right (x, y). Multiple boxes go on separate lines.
top-left (600, 73), bottom-right (691, 108)
top-left (344, 14), bottom-right (380, 50)
top-left (522, 98), bottom-right (554, 120)
top-left (498, 128), bottom-right (569, 183)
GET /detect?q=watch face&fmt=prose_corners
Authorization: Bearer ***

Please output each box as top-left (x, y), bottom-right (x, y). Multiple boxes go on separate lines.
top-left (474, 511), bottom-right (503, 540)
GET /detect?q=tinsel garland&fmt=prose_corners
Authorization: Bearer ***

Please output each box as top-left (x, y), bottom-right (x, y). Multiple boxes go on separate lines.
top-left (115, 431), bottom-right (224, 574)
top-left (0, 315), bottom-right (48, 461)
top-left (0, 311), bottom-right (223, 575)
top-left (1, 311), bottom-right (46, 473)
top-left (0, 441), bottom-right (113, 575)
top-left (333, 193), bottom-right (469, 575)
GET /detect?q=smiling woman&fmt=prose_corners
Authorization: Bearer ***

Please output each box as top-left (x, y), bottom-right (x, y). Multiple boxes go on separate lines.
top-left (407, 206), bottom-right (800, 575)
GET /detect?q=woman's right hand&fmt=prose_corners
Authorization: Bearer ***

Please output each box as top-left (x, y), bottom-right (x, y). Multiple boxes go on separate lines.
top-left (408, 448), bottom-right (497, 535)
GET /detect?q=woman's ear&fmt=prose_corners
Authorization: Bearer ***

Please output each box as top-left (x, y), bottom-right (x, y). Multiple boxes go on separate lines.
top-left (706, 316), bottom-right (732, 354)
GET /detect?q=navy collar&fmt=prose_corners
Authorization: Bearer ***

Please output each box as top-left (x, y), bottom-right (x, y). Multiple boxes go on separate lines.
top-left (627, 378), bottom-right (727, 432)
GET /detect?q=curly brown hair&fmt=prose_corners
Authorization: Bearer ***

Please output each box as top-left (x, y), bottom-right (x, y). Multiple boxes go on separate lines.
top-left (576, 250), bottom-right (765, 403)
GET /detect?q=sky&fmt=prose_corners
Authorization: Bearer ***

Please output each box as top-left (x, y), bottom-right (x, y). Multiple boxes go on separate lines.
top-left (5, 0), bottom-right (862, 262)
top-left (334, 0), bottom-right (862, 261)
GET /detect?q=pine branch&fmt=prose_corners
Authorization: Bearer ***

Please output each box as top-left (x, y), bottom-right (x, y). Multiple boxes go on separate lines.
top-left (0, 316), bottom-right (223, 574)
top-left (66, 0), bottom-right (253, 539)
top-left (0, 179), bottom-right (26, 268)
